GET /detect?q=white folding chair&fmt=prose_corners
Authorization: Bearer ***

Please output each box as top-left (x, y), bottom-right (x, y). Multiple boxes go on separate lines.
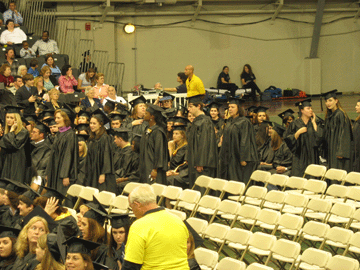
top-left (230, 204), bottom-right (260, 229)
top-left (65, 207), bottom-right (78, 223)
top-left (346, 208), bottom-right (360, 230)
top-left (194, 247), bottom-right (219, 270)
top-left (220, 228), bottom-right (252, 257)
top-left (344, 186), bottom-right (360, 208)
top-left (320, 184), bottom-right (348, 203)
top-left (283, 176), bottom-right (307, 192)
top-left (215, 257), bottom-right (246, 270)
top-left (172, 189), bottom-right (201, 212)
top-left (265, 238), bottom-right (301, 269)
top-left (203, 223), bottom-right (230, 250)
top-left (301, 179), bottom-right (327, 196)
top-left (95, 191), bottom-right (116, 206)
top-left (323, 168), bottom-right (347, 184)
top-left (261, 190), bottom-right (287, 210)
top-left (209, 199), bottom-right (240, 224)
top-left (246, 263), bottom-right (274, 270)
top-left (302, 164), bottom-right (327, 179)
top-left (190, 195), bottom-right (221, 219)
top-left (320, 227), bottom-right (353, 254)
top-left (342, 171), bottom-right (360, 186)
top-left (294, 247), bottom-right (332, 270)
top-left (68, 184), bottom-right (85, 209)
top-left (297, 221), bottom-right (330, 246)
top-left (325, 255), bottom-right (359, 270)
top-left (343, 232), bottom-right (360, 258)
top-left (325, 202), bottom-right (355, 225)
top-left (265, 174), bottom-right (289, 189)
top-left (192, 175), bottom-right (213, 195)
top-left (121, 182), bottom-right (141, 196)
top-left (157, 185), bottom-right (182, 205)
top-left (256, 208), bottom-right (281, 232)
top-left (280, 193), bottom-right (309, 216)
top-left (166, 208), bottom-right (187, 220)
top-left (225, 181), bottom-right (246, 202)
top-left (186, 217), bottom-right (208, 236)
top-left (272, 213), bottom-right (304, 240)
top-left (240, 232), bottom-right (277, 263)
top-left (238, 186), bottom-right (268, 206)
top-left (208, 178), bottom-right (228, 199)
top-left (245, 170), bottom-right (271, 190)
top-left (79, 186), bottom-right (99, 202)
top-left (303, 198), bottom-right (332, 222)
top-left (107, 195), bottom-right (130, 214)
top-left (151, 183), bottom-right (167, 198)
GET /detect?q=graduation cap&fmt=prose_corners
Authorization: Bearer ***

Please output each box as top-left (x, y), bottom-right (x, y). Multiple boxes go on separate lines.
top-left (246, 106), bottom-right (258, 113)
top-left (41, 186), bottom-right (66, 204)
top-left (0, 225), bottom-right (20, 238)
top-left (93, 262), bottom-right (110, 270)
top-left (115, 103), bottom-right (130, 115)
top-left (47, 233), bottom-right (62, 262)
top-left (278, 109), bottom-right (295, 121)
top-left (129, 95), bottom-right (147, 108)
top-left (22, 117), bottom-right (31, 126)
top-left (187, 94), bottom-right (204, 104)
top-left (272, 122), bottom-right (286, 137)
top-left (104, 99), bottom-right (118, 111)
top-left (172, 124), bottom-right (187, 132)
top-left (39, 109), bottom-right (55, 120)
top-left (21, 186), bottom-right (41, 202)
top-left (75, 123), bottom-right (89, 132)
top-left (34, 122), bottom-right (50, 134)
top-left (255, 106), bottom-right (269, 113)
top-left (228, 97), bottom-right (245, 106)
top-left (22, 206), bottom-right (58, 232)
top-left (112, 127), bottom-right (130, 137)
top-left (84, 196), bottom-right (110, 227)
top-left (42, 117), bottom-right (57, 127)
top-left (322, 89), bottom-right (338, 100)
top-left (159, 92), bottom-right (175, 102)
top-left (110, 213), bottom-right (131, 229)
top-left (91, 108), bottom-right (110, 126)
top-left (4, 105), bottom-right (25, 114)
top-left (78, 110), bottom-right (91, 119)
top-left (146, 103), bottom-right (165, 118)
top-left (295, 98), bottom-right (312, 109)
top-left (164, 107), bottom-right (177, 118)
top-left (63, 237), bottom-right (100, 256)
top-left (24, 114), bottom-right (37, 123)
top-left (109, 112), bottom-right (127, 122)
top-left (172, 116), bottom-right (190, 125)
top-left (77, 134), bottom-right (89, 142)
top-left (0, 178), bottom-right (28, 194)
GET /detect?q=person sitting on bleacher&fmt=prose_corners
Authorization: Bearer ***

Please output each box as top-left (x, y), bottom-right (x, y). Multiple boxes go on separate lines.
top-left (17, 64), bottom-right (27, 77)
top-left (0, 63), bottom-right (14, 88)
top-left (58, 64), bottom-right (77, 94)
top-left (41, 66), bottom-right (58, 91)
top-left (3, 1), bottom-right (23, 26)
top-left (20, 40), bottom-right (35, 58)
top-left (93, 72), bottom-right (108, 100)
top-left (41, 55), bottom-right (61, 80)
top-left (32, 31), bottom-right (59, 56)
top-left (0, 19), bottom-right (26, 45)
top-left (27, 59), bottom-right (39, 78)
top-left (3, 47), bottom-right (19, 76)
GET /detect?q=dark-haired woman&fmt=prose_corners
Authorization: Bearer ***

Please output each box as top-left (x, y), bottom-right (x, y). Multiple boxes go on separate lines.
top-left (58, 65), bottom-right (77, 94)
top-left (46, 109), bottom-right (78, 197)
top-left (84, 114), bottom-right (115, 191)
top-left (164, 72), bottom-right (188, 93)
top-left (256, 122), bottom-right (274, 171)
top-left (0, 227), bottom-right (19, 270)
top-left (353, 100), bottom-right (360, 172)
top-left (270, 126), bottom-right (293, 175)
top-left (77, 68), bottom-right (96, 92)
top-left (323, 90), bottom-right (353, 172)
top-left (0, 189), bottom-right (20, 227)
top-left (241, 64), bottom-right (262, 101)
top-left (41, 56), bottom-right (61, 80)
top-left (217, 66), bottom-right (238, 97)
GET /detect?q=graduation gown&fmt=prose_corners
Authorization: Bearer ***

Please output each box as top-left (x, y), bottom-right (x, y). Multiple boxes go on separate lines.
top-left (53, 215), bottom-right (80, 240)
top-left (46, 128), bottom-right (78, 196)
top-left (272, 142), bottom-right (293, 169)
top-left (77, 155), bottom-right (86, 185)
top-left (187, 114), bottom-right (218, 187)
top-left (114, 145), bottom-right (140, 182)
top-left (167, 144), bottom-right (189, 188)
top-left (139, 124), bottom-right (169, 184)
top-left (353, 119), bottom-right (360, 172)
top-left (323, 109), bottom-right (353, 172)
top-left (258, 137), bottom-right (274, 170)
top-left (11, 252), bottom-right (39, 270)
top-left (124, 117), bottom-right (148, 141)
top-left (31, 140), bottom-right (51, 178)
top-left (84, 133), bottom-right (116, 191)
top-left (0, 256), bottom-right (16, 270)
top-left (219, 116), bottom-right (258, 183)
top-left (0, 129), bottom-right (31, 184)
top-left (284, 117), bottom-right (323, 177)
top-left (0, 208), bottom-right (20, 227)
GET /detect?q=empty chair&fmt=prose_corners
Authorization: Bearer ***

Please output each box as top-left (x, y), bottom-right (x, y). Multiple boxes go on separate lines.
top-left (107, 195), bottom-right (130, 214)
top-left (320, 184), bottom-right (348, 203)
top-left (302, 164), bottom-right (327, 179)
top-left (215, 257), bottom-right (246, 270)
top-left (265, 174), bottom-right (289, 189)
top-left (194, 248), bottom-right (219, 270)
top-left (238, 186), bottom-right (268, 206)
top-left (283, 176), bottom-right (307, 192)
top-left (95, 191), bottom-right (116, 206)
top-left (324, 168), bottom-right (347, 184)
top-left (229, 204), bottom-right (260, 228)
top-left (265, 238), bottom-right (301, 269)
top-left (244, 170), bottom-right (271, 190)
top-left (225, 181), bottom-right (246, 202)
top-left (191, 175), bottom-right (213, 194)
top-left (303, 198), bottom-right (332, 222)
top-left (342, 171), bottom-right (360, 185)
top-left (157, 185), bottom-right (182, 205)
top-left (240, 232), bottom-right (276, 262)
top-left (190, 195), bottom-right (221, 219)
top-left (272, 213), bottom-right (304, 240)
top-left (121, 182), bottom-right (141, 195)
top-left (325, 255), bottom-right (359, 270)
top-left (209, 199), bottom-right (240, 224)
top-left (280, 193), bottom-right (309, 215)
top-left (172, 189), bottom-right (201, 212)
top-left (203, 223), bottom-right (230, 249)
top-left (256, 209), bottom-right (281, 232)
top-left (297, 221), bottom-right (330, 246)
top-left (246, 263), bottom-right (274, 270)
top-left (261, 190), bottom-right (287, 210)
top-left (343, 232), bottom-right (360, 257)
top-left (78, 186), bottom-right (99, 202)
top-left (346, 208), bottom-right (360, 230)
top-left (151, 183), bottom-right (167, 198)
top-left (207, 178), bottom-right (228, 199)
top-left (320, 227), bottom-right (353, 254)
top-left (325, 202), bottom-right (355, 225)
top-left (66, 184), bottom-right (84, 197)
top-left (302, 179), bottom-right (327, 195)
top-left (344, 186), bottom-right (360, 208)
top-left (186, 217), bottom-right (208, 236)
top-left (294, 247), bottom-right (332, 270)
top-left (220, 228), bottom-right (252, 256)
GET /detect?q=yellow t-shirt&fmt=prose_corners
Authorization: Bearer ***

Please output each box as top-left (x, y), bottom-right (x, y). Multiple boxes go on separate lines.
top-left (124, 208), bottom-right (190, 270)
top-left (186, 74), bottom-right (205, 97)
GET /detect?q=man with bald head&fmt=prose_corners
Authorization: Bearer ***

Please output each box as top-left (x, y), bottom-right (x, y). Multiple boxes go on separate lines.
top-left (184, 65), bottom-right (205, 97)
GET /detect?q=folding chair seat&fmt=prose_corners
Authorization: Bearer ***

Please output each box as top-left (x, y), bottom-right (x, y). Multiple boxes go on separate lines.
top-left (53, 54), bottom-right (69, 70)
top-left (261, 190), bottom-right (287, 210)
top-left (344, 186), bottom-right (360, 208)
top-left (265, 238), bottom-right (301, 269)
top-left (209, 199), bottom-right (240, 224)
top-left (191, 175), bottom-right (213, 195)
top-left (238, 186), bottom-right (267, 206)
top-left (67, 184), bottom-right (84, 197)
top-left (303, 198), bottom-right (332, 222)
top-left (284, 176), bottom-right (307, 192)
top-left (244, 170), bottom-right (271, 190)
top-left (320, 184), bottom-right (348, 203)
top-left (79, 186), bottom-right (99, 202)
top-left (272, 213), bottom-right (304, 240)
top-left (207, 178), bottom-right (227, 199)
top-left (301, 179), bottom-right (327, 196)
top-left (215, 257), bottom-right (246, 270)
top-left (280, 193), bottom-right (309, 215)
top-left (256, 208), bottom-right (281, 232)
top-left (347, 208), bottom-right (360, 230)
top-left (121, 182), bottom-right (141, 195)
top-left (191, 195), bottom-right (221, 219)
top-left (225, 181), bottom-right (246, 202)
top-left (325, 202), bottom-right (355, 225)
top-left (220, 228), bottom-right (252, 256)
top-left (229, 204), bottom-right (260, 228)
top-left (323, 168), bottom-right (347, 184)
top-left (240, 232), bottom-right (277, 262)
top-left (203, 223), bottom-right (230, 249)
top-left (151, 183), bottom-right (167, 199)
top-left (186, 217), bottom-right (208, 236)
top-left (107, 195), bottom-right (129, 214)
top-left (294, 247), bottom-right (332, 270)
top-left (343, 232), bottom-right (360, 258)
top-left (265, 174), bottom-right (289, 189)
top-left (246, 263), bottom-right (274, 270)
top-left (342, 171), bottom-right (360, 186)
top-left (320, 227), bottom-right (353, 254)
top-left (95, 191), bottom-right (116, 207)
top-left (325, 255), bottom-right (359, 270)
top-left (166, 208), bottom-right (187, 220)
top-left (27, 35), bottom-right (41, 48)
top-left (157, 185), bottom-right (182, 205)
top-left (297, 221), bottom-right (330, 246)
top-left (302, 164), bottom-right (327, 179)
top-left (194, 248), bottom-right (219, 270)
top-left (172, 189), bottom-right (201, 212)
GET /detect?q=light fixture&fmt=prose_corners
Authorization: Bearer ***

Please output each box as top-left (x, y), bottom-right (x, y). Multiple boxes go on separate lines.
top-left (124, 23), bottom-right (135, 34)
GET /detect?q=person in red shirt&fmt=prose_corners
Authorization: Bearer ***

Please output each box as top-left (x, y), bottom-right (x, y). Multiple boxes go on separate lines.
top-left (0, 64), bottom-right (14, 88)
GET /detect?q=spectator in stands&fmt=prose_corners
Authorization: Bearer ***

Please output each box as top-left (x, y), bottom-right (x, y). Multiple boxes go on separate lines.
top-left (3, 47), bottom-right (19, 76)
top-left (58, 64), bottom-right (77, 94)
top-left (103, 85), bottom-right (126, 106)
top-left (27, 59), bottom-right (39, 78)
top-left (41, 55), bottom-right (61, 80)
top-left (164, 72), bottom-right (188, 93)
top-left (32, 31), bottom-right (60, 56)
top-left (184, 65), bottom-right (205, 98)
top-left (34, 76), bottom-right (49, 102)
top-left (3, 1), bottom-right (23, 26)
top-left (217, 66), bottom-right (238, 97)
top-left (45, 88), bottom-right (62, 110)
top-left (17, 65), bottom-right (27, 77)
top-left (93, 73), bottom-right (108, 100)
top-left (0, 64), bottom-right (14, 88)
top-left (20, 40), bottom-right (35, 58)
top-left (79, 50), bottom-right (96, 73)
top-left (241, 64), bottom-right (262, 101)
top-left (40, 66), bottom-right (57, 91)
top-left (15, 74), bottom-right (37, 115)
top-left (0, 19), bottom-right (26, 45)
top-left (81, 87), bottom-right (102, 109)
top-left (12, 75), bottom-right (22, 90)
top-left (77, 68), bottom-right (95, 91)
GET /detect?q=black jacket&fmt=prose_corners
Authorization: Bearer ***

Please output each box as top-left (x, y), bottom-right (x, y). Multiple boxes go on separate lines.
top-left (15, 85), bottom-right (37, 114)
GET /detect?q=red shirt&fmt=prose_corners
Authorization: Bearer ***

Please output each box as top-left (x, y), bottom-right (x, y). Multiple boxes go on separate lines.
top-left (0, 74), bottom-right (14, 87)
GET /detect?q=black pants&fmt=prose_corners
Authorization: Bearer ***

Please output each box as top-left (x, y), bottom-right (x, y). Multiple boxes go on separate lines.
top-left (219, 83), bottom-right (238, 97)
top-left (244, 81), bottom-right (261, 100)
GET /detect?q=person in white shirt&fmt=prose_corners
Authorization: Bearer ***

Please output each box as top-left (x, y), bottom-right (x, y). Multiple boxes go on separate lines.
top-left (102, 86), bottom-right (127, 106)
top-left (32, 31), bottom-right (59, 56)
top-left (0, 19), bottom-right (26, 45)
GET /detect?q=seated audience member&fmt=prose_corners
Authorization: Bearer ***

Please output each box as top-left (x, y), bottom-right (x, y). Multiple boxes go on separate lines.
top-left (27, 59), bottom-right (39, 77)
top-left (81, 87), bottom-right (102, 109)
top-left (93, 73), bottom-right (108, 100)
top-left (58, 64), bottom-right (77, 94)
top-left (103, 85), bottom-right (126, 105)
top-left (163, 72), bottom-right (188, 93)
top-left (32, 31), bottom-right (59, 56)
top-left (0, 19), bottom-right (26, 45)
top-left (3, 1), bottom-right (23, 26)
top-left (20, 40), bottom-right (36, 58)
top-left (34, 76), bottom-right (49, 102)
top-left (35, 233), bottom-right (65, 270)
top-left (77, 68), bottom-right (96, 91)
top-left (41, 66), bottom-right (58, 91)
top-left (17, 64), bottom-right (27, 77)
top-left (241, 64), bottom-right (262, 101)
top-left (41, 55), bottom-right (61, 80)
top-left (0, 226), bottom-right (20, 270)
top-left (10, 75), bottom-right (23, 93)
top-left (15, 74), bottom-right (37, 114)
top-left (43, 88), bottom-right (63, 110)
top-left (79, 50), bottom-right (97, 72)
top-left (217, 66), bottom-right (238, 97)
top-left (0, 64), bottom-right (14, 88)
top-left (3, 47), bottom-right (19, 76)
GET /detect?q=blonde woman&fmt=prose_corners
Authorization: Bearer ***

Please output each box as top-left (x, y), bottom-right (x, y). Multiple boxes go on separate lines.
top-left (12, 216), bottom-right (50, 269)
top-left (44, 88), bottom-right (63, 110)
top-left (35, 234), bottom-right (65, 270)
top-left (17, 65), bottom-right (27, 77)
top-left (0, 105), bottom-right (30, 183)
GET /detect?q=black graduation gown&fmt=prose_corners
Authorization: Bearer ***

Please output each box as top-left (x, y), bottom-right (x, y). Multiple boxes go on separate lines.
top-left (272, 142), bottom-right (293, 169)
top-left (139, 124), bottom-right (169, 184)
top-left (124, 117), bottom-right (148, 141)
top-left (31, 140), bottom-right (51, 178)
top-left (323, 109), bottom-right (353, 172)
top-left (11, 252), bottom-right (39, 270)
top-left (77, 155), bottom-right (86, 185)
top-left (0, 256), bottom-right (16, 270)
top-left (0, 129), bottom-right (31, 184)
top-left (258, 137), bottom-right (274, 169)
top-left (114, 145), bottom-right (140, 182)
top-left (353, 119), bottom-right (360, 172)
top-left (167, 145), bottom-right (189, 188)
top-left (284, 117), bottom-right (323, 177)
top-left (0, 208), bottom-right (20, 227)
top-left (84, 133), bottom-right (116, 191)
top-left (46, 128), bottom-right (78, 196)
top-left (187, 114), bottom-right (218, 187)
top-left (53, 215), bottom-right (80, 240)
top-left (219, 116), bottom-right (258, 183)
top-left (188, 258), bottom-right (201, 270)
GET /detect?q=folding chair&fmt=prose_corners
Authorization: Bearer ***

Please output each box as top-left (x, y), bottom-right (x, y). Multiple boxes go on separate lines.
top-left (166, 208), bottom-right (187, 220)
top-left (265, 174), bottom-right (289, 189)
top-left (302, 198), bottom-right (332, 222)
top-left (172, 189), bottom-right (201, 212)
top-left (246, 263), bottom-right (274, 270)
top-left (203, 223), bottom-right (230, 250)
top-left (297, 221), bottom-right (330, 247)
top-left (240, 232), bottom-right (277, 263)
top-left (256, 208), bottom-right (281, 232)
top-left (230, 204), bottom-right (260, 228)
top-left (261, 190), bottom-right (287, 210)
top-left (157, 185), bottom-right (182, 206)
top-left (207, 178), bottom-right (228, 199)
top-left (272, 213), bottom-right (304, 240)
top-left (324, 202), bottom-right (355, 226)
top-left (294, 247), bottom-right (332, 270)
top-left (245, 170), bottom-right (271, 190)
top-left (191, 175), bottom-right (213, 195)
top-left (65, 207), bottom-right (78, 223)
top-left (346, 208), bottom-right (360, 230)
top-left (67, 184), bottom-right (84, 209)
top-left (121, 182), bottom-right (141, 196)
top-left (151, 183), bottom-right (167, 199)
top-left (209, 199), bottom-right (240, 224)
top-left (190, 195), bottom-right (221, 219)
top-left (283, 176), bottom-right (307, 192)
top-left (319, 227), bottom-right (353, 255)
top-left (320, 184), bottom-right (348, 203)
top-left (280, 193), bottom-right (309, 216)
top-left (343, 232), bottom-right (360, 259)
top-left (75, 187), bottom-right (99, 210)
top-left (107, 195), bottom-right (129, 214)
top-left (344, 186), bottom-right (360, 208)
top-left (264, 238), bottom-right (301, 270)
top-left (194, 248), bottom-right (219, 269)
top-left (186, 217), bottom-right (208, 236)
top-left (342, 171), bottom-right (360, 186)
top-left (323, 168), bottom-right (347, 184)
top-left (301, 179), bottom-right (327, 196)
top-left (220, 228), bottom-right (252, 257)
top-left (225, 181), bottom-right (246, 202)
top-left (302, 164), bottom-right (327, 179)
top-left (238, 186), bottom-right (268, 206)
top-left (95, 191), bottom-right (116, 207)
top-left (215, 257), bottom-right (246, 270)
top-left (325, 255), bottom-right (359, 270)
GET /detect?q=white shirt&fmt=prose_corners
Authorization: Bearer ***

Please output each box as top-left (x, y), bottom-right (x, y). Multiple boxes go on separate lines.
top-left (0, 28), bottom-right (27, 44)
top-left (32, 39), bottom-right (60, 56)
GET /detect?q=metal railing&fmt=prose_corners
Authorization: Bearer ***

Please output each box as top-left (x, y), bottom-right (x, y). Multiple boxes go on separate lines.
top-left (106, 62), bottom-right (125, 96)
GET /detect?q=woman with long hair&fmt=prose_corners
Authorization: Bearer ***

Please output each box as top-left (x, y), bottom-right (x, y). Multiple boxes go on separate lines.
top-left (270, 124), bottom-right (293, 175)
top-left (217, 66), bottom-right (238, 97)
top-left (256, 121), bottom-right (274, 170)
top-left (219, 97), bottom-right (258, 184)
top-left (125, 95), bottom-right (148, 140)
top-left (254, 106), bottom-right (269, 133)
top-left (84, 112), bottom-right (115, 191)
top-left (40, 66), bottom-right (58, 91)
top-left (240, 64), bottom-right (262, 101)
top-left (34, 76), bottom-right (49, 103)
top-left (0, 226), bottom-right (20, 270)
top-left (77, 68), bottom-right (96, 91)
top-left (354, 100), bottom-right (360, 172)
top-left (41, 56), bottom-right (61, 80)
top-left (45, 109), bottom-right (78, 197)
top-left (0, 105), bottom-right (31, 183)
top-left (64, 237), bottom-right (98, 270)
top-left (77, 134), bottom-right (88, 186)
top-left (35, 234), bottom-right (64, 270)
top-left (0, 186), bottom-right (21, 227)
top-left (323, 90), bottom-right (353, 172)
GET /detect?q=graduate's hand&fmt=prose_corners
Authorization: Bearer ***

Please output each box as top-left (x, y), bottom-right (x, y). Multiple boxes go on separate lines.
top-left (241, 161), bottom-right (247, 166)
top-left (99, 174), bottom-right (105, 184)
top-left (10, 121), bottom-right (17, 132)
top-left (276, 166), bottom-right (286, 173)
top-left (45, 197), bottom-right (59, 216)
top-left (196, 166), bottom-right (203, 172)
top-left (63, 177), bottom-right (70, 187)
top-left (116, 177), bottom-right (127, 183)
top-left (151, 169), bottom-right (157, 180)
top-left (337, 156), bottom-right (344, 159)
top-left (295, 127), bottom-right (307, 139)
top-left (132, 119), bottom-right (143, 126)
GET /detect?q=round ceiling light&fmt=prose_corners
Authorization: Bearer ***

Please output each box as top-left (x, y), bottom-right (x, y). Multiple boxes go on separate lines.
top-left (124, 23), bottom-right (135, 34)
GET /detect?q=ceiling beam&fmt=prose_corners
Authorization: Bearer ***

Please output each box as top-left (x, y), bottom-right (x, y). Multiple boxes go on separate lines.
top-left (191, 0), bottom-right (202, 26)
top-left (271, 0), bottom-right (284, 24)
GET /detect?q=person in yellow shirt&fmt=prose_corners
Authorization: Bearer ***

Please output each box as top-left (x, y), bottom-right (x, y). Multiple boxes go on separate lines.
top-left (184, 65), bottom-right (205, 98)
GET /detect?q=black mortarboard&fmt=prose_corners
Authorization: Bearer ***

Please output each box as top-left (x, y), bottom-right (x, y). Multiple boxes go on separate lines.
top-left (246, 106), bottom-right (258, 113)
top-left (261, 120), bottom-right (272, 126)
top-left (146, 103), bottom-right (165, 118)
top-left (176, 104), bottom-right (189, 116)
top-left (255, 106), bottom-right (269, 113)
top-left (22, 206), bottom-right (58, 232)
top-left (109, 113), bottom-right (127, 122)
top-left (228, 97), bottom-right (245, 105)
top-left (75, 123), bottom-right (89, 132)
top-left (104, 99), bottom-right (118, 111)
top-left (172, 124), bottom-right (187, 132)
top-left (47, 233), bottom-right (62, 262)
top-left (0, 178), bottom-right (28, 194)
top-left (84, 196), bottom-right (110, 226)
top-left (272, 122), bottom-right (286, 137)
top-left (172, 116), bottom-right (190, 125)
top-left (110, 213), bottom-right (131, 229)
top-left (187, 95), bottom-right (204, 104)
top-left (22, 116), bottom-right (30, 126)
top-left (322, 89), bottom-right (338, 100)
top-left (78, 110), bottom-right (91, 119)
top-left (112, 127), bottom-right (130, 137)
top-left (64, 237), bottom-right (100, 256)
top-left (77, 134), bottom-right (89, 142)
top-left (295, 98), bottom-right (312, 109)
top-left (93, 262), bottom-right (110, 270)
top-left (43, 117), bottom-right (56, 126)
top-left (35, 122), bottom-right (50, 134)
top-left (167, 116), bottom-right (177, 123)
top-left (41, 186), bottom-right (66, 203)
top-left (159, 92), bottom-right (175, 102)
top-left (5, 105), bottom-right (24, 114)
top-left (164, 107), bottom-right (177, 118)
top-left (24, 114), bottom-right (37, 123)
top-left (91, 108), bottom-right (110, 125)
top-left (0, 225), bottom-right (20, 238)
top-left (129, 96), bottom-right (147, 108)
top-left (39, 109), bottom-right (55, 119)
top-left (61, 103), bottom-right (76, 120)
top-left (22, 186), bottom-right (40, 202)
top-left (207, 101), bottom-right (221, 109)
top-left (278, 109), bottom-right (295, 120)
